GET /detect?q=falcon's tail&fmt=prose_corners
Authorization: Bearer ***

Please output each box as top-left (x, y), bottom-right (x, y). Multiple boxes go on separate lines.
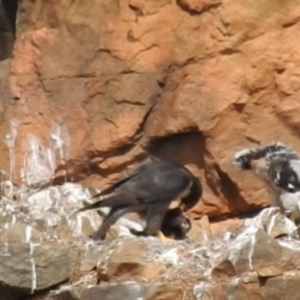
top-left (76, 192), bottom-right (139, 214)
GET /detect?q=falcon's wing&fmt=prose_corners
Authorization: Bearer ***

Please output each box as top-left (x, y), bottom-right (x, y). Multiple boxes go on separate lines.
top-left (117, 162), bottom-right (193, 204)
top-left (90, 163), bottom-right (148, 200)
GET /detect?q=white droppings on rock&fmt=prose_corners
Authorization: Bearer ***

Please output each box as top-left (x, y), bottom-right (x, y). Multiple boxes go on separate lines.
top-left (159, 248), bottom-right (179, 266)
top-left (4, 119), bottom-right (19, 182)
top-left (244, 207), bottom-right (297, 238)
top-left (228, 226), bottom-right (258, 268)
top-left (29, 242), bottom-right (38, 294)
top-left (68, 214), bottom-right (83, 237)
top-left (25, 225), bottom-right (32, 243)
top-left (248, 234), bottom-right (256, 270)
top-left (22, 134), bottom-right (55, 187)
top-left (244, 207), bottom-right (277, 228)
top-left (278, 238), bottom-right (300, 251)
top-left (193, 281), bottom-right (215, 299)
top-left (223, 231), bottom-right (232, 241)
top-left (50, 121), bottom-right (70, 183)
top-left (267, 214), bottom-right (277, 234)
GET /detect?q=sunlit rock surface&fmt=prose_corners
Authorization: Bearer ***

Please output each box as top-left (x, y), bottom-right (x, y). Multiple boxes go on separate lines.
top-left (3, 0), bottom-right (300, 222)
top-left (0, 183), bottom-right (299, 300)
top-left (2, 0), bottom-right (300, 298)
top-left (0, 182), bottom-right (144, 300)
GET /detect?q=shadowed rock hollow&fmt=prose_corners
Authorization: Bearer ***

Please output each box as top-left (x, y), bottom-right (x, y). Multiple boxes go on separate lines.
top-left (2, 0), bottom-right (300, 219)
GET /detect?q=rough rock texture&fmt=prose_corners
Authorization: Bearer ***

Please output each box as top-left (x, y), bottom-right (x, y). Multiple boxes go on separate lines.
top-left (2, 2), bottom-right (300, 299)
top-left (2, 0), bottom-right (300, 220)
top-left (0, 183), bottom-right (298, 300)
top-left (0, 182), bottom-right (145, 300)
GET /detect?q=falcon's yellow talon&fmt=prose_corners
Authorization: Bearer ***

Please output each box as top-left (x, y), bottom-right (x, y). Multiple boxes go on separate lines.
top-left (157, 230), bottom-right (172, 242)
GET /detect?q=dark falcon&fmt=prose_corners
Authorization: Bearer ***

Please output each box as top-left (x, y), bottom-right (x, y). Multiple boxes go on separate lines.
top-left (76, 159), bottom-right (202, 240)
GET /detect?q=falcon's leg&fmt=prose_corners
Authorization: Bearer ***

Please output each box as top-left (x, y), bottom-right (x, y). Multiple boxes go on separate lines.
top-left (130, 202), bottom-right (172, 241)
top-left (89, 206), bottom-right (130, 241)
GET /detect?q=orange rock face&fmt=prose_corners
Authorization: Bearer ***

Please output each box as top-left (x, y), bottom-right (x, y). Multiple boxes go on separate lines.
top-left (1, 0), bottom-right (300, 220)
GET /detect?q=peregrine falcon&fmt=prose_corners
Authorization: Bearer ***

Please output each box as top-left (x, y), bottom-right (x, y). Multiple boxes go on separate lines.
top-left (232, 142), bottom-right (300, 224)
top-left (76, 159), bottom-right (202, 240)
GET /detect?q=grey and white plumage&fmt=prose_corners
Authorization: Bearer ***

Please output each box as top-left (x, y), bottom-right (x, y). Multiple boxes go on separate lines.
top-left (76, 159), bottom-right (202, 240)
top-left (233, 142), bottom-right (300, 192)
top-left (279, 190), bottom-right (300, 223)
top-left (232, 142), bottom-right (300, 225)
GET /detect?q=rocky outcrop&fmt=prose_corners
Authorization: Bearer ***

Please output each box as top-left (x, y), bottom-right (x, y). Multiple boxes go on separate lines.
top-left (1, 0), bottom-right (300, 219)
top-left (0, 183), bottom-right (297, 300)
top-left (2, 1), bottom-right (300, 299)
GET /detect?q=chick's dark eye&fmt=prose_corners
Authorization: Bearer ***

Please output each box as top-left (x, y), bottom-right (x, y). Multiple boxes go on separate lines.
top-left (289, 175), bottom-right (299, 186)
